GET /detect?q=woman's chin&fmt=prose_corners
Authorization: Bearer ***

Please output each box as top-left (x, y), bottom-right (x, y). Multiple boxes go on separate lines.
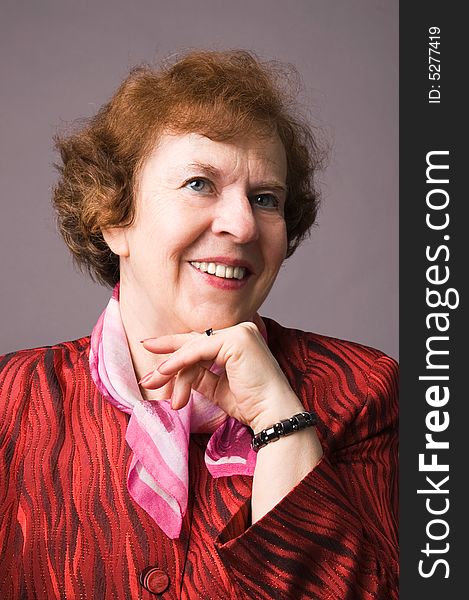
top-left (185, 311), bottom-right (255, 333)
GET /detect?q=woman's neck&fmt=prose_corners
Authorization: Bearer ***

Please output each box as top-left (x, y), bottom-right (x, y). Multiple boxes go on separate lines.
top-left (118, 284), bottom-right (181, 402)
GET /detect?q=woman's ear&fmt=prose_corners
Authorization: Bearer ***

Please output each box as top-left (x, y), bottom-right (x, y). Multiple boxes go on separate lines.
top-left (101, 227), bottom-right (130, 257)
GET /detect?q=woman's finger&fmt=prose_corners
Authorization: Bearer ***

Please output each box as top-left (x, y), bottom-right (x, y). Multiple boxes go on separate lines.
top-left (141, 324), bottom-right (238, 354)
top-left (190, 367), bottom-right (225, 408)
top-left (170, 364), bottom-right (226, 412)
top-left (156, 335), bottom-right (226, 375)
top-left (142, 331), bottom-right (205, 353)
top-left (138, 368), bottom-right (174, 389)
top-left (139, 355), bottom-right (215, 390)
top-left (157, 322), bottom-right (261, 376)
top-left (170, 364), bottom-right (199, 410)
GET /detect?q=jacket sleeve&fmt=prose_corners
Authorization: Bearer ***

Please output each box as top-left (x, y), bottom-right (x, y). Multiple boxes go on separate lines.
top-left (0, 350), bottom-right (33, 598)
top-left (214, 354), bottom-right (399, 600)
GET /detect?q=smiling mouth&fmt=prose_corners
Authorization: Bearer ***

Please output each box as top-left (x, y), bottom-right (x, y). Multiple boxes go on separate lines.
top-left (189, 261), bottom-right (248, 280)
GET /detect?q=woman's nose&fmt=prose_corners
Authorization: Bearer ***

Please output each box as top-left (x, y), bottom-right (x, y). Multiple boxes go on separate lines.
top-left (211, 193), bottom-right (259, 243)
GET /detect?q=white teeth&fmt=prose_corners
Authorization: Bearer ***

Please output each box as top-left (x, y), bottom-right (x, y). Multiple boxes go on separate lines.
top-left (190, 261), bottom-right (247, 280)
top-left (215, 264), bottom-right (226, 278)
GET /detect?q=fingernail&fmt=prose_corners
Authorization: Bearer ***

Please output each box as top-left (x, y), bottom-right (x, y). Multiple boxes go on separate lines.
top-left (140, 337), bottom-right (156, 344)
top-left (138, 371), bottom-right (153, 384)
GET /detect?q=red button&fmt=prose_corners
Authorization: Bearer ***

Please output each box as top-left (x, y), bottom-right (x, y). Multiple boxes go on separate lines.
top-left (139, 566), bottom-right (170, 594)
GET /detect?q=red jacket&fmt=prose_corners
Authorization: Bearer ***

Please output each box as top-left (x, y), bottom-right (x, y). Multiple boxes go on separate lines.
top-left (0, 318), bottom-right (398, 599)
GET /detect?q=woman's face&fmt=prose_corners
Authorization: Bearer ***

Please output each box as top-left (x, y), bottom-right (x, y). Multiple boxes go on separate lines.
top-left (112, 131), bottom-right (288, 333)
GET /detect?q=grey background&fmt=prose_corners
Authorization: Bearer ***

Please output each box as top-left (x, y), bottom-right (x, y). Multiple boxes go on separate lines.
top-left (0, 0), bottom-right (398, 359)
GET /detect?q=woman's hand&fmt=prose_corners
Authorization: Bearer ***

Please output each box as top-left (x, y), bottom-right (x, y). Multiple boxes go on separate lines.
top-left (139, 322), bottom-right (304, 433)
top-left (141, 321), bottom-right (324, 523)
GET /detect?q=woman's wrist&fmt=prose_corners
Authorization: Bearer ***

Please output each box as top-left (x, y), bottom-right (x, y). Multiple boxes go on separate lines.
top-left (249, 391), bottom-right (305, 434)
top-left (250, 416), bottom-right (323, 523)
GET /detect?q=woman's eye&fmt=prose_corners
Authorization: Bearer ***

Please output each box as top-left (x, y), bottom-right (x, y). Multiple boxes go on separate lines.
top-left (186, 179), bottom-right (209, 192)
top-left (252, 194), bottom-right (279, 209)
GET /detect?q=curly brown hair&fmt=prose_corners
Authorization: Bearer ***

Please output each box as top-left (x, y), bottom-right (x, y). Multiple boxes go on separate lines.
top-left (53, 49), bottom-right (325, 287)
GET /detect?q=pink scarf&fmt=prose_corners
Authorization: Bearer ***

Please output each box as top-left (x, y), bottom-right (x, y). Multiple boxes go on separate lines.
top-left (89, 285), bottom-right (258, 539)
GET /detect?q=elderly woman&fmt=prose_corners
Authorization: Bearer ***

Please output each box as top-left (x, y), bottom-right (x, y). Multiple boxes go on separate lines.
top-left (0, 50), bottom-right (398, 599)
